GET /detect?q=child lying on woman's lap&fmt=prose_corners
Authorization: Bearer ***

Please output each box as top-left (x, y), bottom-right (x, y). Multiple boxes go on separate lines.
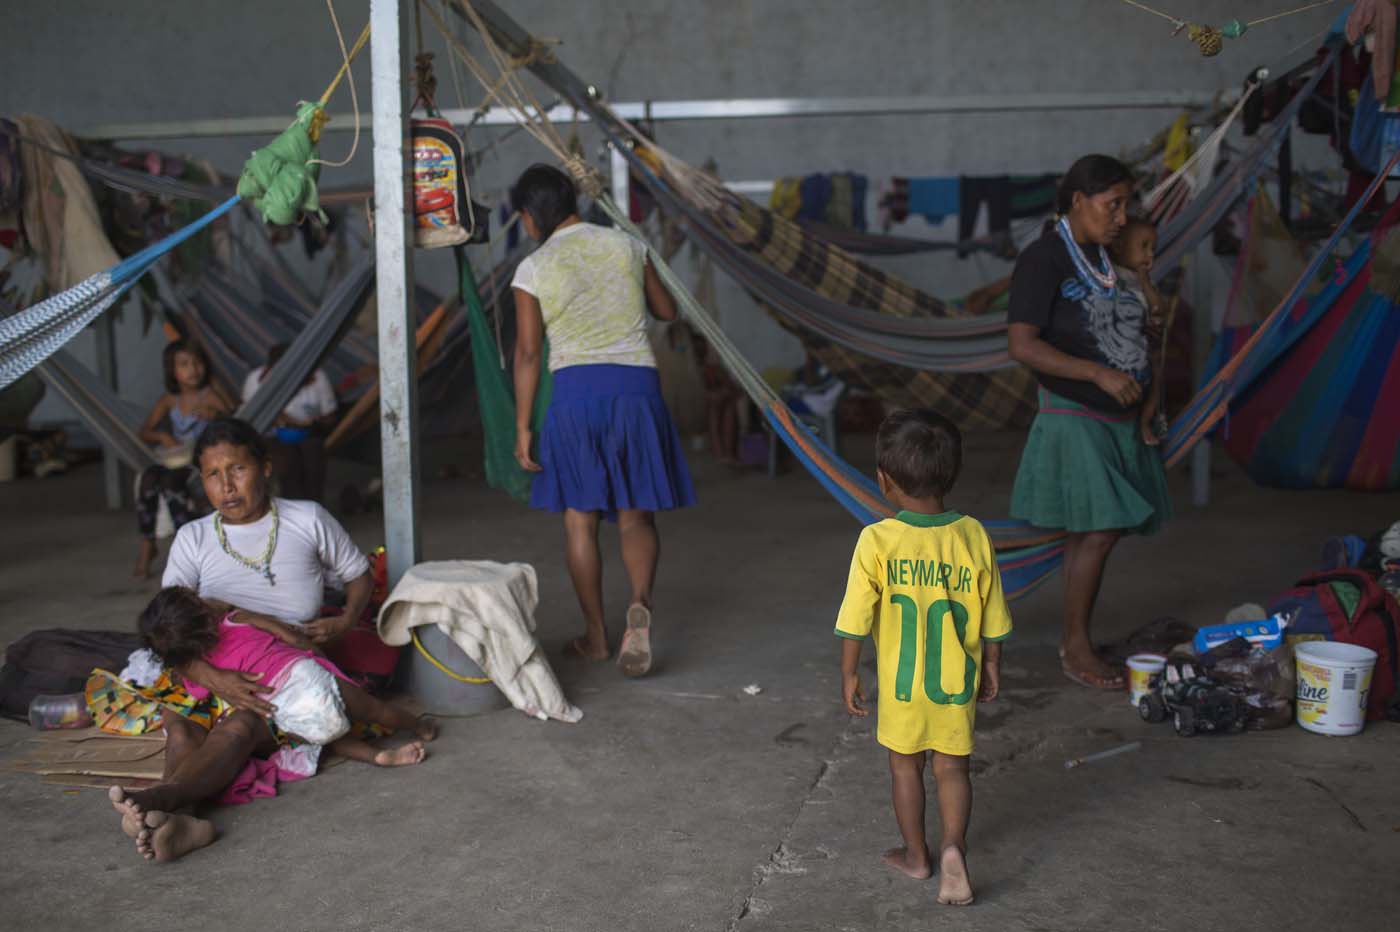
top-left (141, 587), bottom-right (437, 767)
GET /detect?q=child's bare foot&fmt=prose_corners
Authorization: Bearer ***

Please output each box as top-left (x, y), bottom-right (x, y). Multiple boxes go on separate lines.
top-left (109, 785), bottom-right (145, 838)
top-left (414, 715), bottom-right (439, 742)
top-left (936, 845), bottom-right (975, 906)
top-left (373, 740), bottom-right (426, 767)
top-left (881, 845), bottom-right (932, 879)
top-left (135, 811), bottom-right (217, 862)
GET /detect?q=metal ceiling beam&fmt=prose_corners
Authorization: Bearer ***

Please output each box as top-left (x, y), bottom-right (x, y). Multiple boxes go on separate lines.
top-left (75, 92), bottom-right (1231, 141)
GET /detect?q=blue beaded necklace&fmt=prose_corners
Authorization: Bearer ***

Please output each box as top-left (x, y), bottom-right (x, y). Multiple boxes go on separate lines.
top-left (1055, 216), bottom-right (1117, 298)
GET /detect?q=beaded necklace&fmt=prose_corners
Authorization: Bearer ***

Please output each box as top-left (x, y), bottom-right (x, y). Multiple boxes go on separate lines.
top-left (1055, 216), bottom-right (1117, 297)
top-left (214, 499), bottom-right (279, 586)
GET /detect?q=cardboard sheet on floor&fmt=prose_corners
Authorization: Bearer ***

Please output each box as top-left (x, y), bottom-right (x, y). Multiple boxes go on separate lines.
top-left (11, 729), bottom-right (166, 780)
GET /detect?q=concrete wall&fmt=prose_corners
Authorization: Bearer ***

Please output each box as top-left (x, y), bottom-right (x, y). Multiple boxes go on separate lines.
top-left (0, 0), bottom-right (1341, 429)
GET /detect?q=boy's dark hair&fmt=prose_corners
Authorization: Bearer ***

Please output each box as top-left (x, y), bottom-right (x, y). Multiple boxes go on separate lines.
top-left (193, 417), bottom-right (267, 470)
top-left (876, 408), bottom-right (963, 499)
top-left (1056, 154), bottom-right (1134, 215)
top-left (265, 342), bottom-right (289, 368)
top-left (140, 587), bottom-right (220, 668)
top-left (162, 340), bottom-right (211, 394)
top-left (510, 163), bottom-right (578, 241)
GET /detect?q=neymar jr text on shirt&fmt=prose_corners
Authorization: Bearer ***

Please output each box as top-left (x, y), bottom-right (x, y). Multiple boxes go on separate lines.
top-left (886, 558), bottom-right (975, 594)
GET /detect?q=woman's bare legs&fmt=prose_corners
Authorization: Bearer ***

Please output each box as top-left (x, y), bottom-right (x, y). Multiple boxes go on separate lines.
top-left (563, 508), bottom-right (608, 659)
top-left (1060, 529), bottom-right (1125, 685)
top-left (617, 509), bottom-right (659, 611)
top-left (109, 709), bottom-right (276, 862)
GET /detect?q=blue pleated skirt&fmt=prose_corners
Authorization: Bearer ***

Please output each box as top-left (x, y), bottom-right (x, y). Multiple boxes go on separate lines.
top-left (530, 364), bottom-right (697, 518)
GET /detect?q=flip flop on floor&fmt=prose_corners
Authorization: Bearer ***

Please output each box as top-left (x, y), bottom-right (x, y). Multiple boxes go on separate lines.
top-left (617, 604), bottom-right (653, 678)
top-left (1059, 648), bottom-right (1125, 689)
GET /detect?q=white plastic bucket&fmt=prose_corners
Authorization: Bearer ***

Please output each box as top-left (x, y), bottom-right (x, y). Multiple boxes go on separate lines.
top-left (1126, 653), bottom-right (1166, 707)
top-left (1295, 641), bottom-right (1377, 736)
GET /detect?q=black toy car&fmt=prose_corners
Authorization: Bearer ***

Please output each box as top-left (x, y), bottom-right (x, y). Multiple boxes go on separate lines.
top-left (1138, 659), bottom-right (1248, 737)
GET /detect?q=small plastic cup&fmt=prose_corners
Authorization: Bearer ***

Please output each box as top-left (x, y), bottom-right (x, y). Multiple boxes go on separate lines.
top-left (1126, 653), bottom-right (1167, 707)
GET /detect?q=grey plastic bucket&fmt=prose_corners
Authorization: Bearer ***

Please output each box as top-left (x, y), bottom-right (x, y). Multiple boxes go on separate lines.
top-left (404, 624), bottom-right (511, 716)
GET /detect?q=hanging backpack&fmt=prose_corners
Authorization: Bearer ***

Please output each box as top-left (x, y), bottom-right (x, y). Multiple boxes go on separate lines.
top-left (1268, 569), bottom-right (1400, 721)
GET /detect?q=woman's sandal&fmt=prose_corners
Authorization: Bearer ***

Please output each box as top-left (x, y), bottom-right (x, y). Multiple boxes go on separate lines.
top-left (617, 604), bottom-right (653, 678)
top-left (1058, 648), bottom-right (1126, 690)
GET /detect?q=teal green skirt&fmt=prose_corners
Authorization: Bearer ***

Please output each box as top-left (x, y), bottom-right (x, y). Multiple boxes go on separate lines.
top-left (1010, 390), bottom-right (1171, 535)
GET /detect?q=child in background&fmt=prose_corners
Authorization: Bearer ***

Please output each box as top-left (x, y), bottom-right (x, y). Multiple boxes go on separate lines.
top-left (835, 409), bottom-right (1011, 906)
top-left (141, 587), bottom-right (437, 767)
top-left (1108, 217), bottom-right (1167, 445)
top-left (134, 340), bottom-right (233, 577)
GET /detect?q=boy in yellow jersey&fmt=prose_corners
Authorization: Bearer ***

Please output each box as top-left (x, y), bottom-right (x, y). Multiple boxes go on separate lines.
top-left (835, 409), bottom-right (1011, 906)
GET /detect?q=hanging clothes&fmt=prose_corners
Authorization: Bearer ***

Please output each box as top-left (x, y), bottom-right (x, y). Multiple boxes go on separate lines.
top-left (797, 174), bottom-right (833, 222)
top-left (15, 115), bottom-right (120, 292)
top-left (1347, 0), bottom-right (1397, 108)
top-left (768, 177), bottom-right (802, 219)
top-left (879, 177), bottom-right (959, 228)
top-left (956, 175), bottom-right (1056, 257)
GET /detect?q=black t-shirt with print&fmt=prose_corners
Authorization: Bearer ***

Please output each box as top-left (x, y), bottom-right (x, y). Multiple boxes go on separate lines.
top-left (1008, 230), bottom-right (1151, 413)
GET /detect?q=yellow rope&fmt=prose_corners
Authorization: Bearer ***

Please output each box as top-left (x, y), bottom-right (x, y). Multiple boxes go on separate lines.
top-left (411, 628), bottom-right (492, 684)
top-left (310, 0), bottom-right (366, 166)
top-left (319, 20), bottom-right (372, 105)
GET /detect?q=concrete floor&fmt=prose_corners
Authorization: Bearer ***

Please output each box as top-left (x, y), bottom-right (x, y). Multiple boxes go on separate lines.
top-left (1, 432), bottom-right (1397, 931)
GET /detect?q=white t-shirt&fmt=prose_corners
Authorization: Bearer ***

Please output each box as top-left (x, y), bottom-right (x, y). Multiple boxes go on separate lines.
top-left (242, 368), bottom-right (338, 425)
top-left (511, 222), bottom-right (656, 372)
top-left (162, 498), bottom-right (369, 625)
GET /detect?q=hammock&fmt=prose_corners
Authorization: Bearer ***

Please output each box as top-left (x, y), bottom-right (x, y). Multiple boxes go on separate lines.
top-left (35, 349), bottom-right (157, 471)
top-left (1162, 146), bottom-right (1400, 471)
top-left (235, 256), bottom-right (375, 433)
top-left (1210, 198), bottom-right (1400, 491)
top-left (444, 0), bottom-right (1361, 600)
top-left (21, 259), bottom-right (376, 471)
top-left (0, 194), bottom-right (240, 390)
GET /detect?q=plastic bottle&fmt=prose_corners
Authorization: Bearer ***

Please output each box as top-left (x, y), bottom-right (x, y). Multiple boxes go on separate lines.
top-left (27, 693), bottom-right (94, 730)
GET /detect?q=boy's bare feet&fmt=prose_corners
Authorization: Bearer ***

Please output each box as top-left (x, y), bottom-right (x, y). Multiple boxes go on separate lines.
top-left (373, 740), bottom-right (426, 767)
top-left (109, 785), bottom-right (144, 838)
top-left (136, 811), bottom-right (217, 862)
top-left (881, 845), bottom-right (932, 879)
top-left (936, 845), bottom-right (975, 906)
top-left (414, 715), bottom-right (439, 742)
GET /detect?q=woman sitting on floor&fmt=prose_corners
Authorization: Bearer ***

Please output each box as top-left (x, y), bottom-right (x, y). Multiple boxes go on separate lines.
top-left (109, 416), bottom-right (384, 863)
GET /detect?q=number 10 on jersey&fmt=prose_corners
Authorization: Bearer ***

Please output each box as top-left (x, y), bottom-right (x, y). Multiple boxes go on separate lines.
top-left (889, 595), bottom-right (976, 705)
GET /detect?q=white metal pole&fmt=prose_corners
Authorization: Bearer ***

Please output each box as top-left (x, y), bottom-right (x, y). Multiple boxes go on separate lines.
top-left (370, 0), bottom-right (421, 586)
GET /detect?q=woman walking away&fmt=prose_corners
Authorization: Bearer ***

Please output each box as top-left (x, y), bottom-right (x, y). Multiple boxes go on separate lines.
top-left (510, 163), bottom-right (696, 677)
top-left (134, 340), bottom-right (233, 578)
top-left (1007, 155), bottom-right (1171, 689)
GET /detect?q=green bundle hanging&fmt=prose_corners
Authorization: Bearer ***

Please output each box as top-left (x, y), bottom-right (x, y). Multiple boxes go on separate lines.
top-left (460, 252), bottom-right (552, 503)
top-left (236, 101), bottom-right (328, 226)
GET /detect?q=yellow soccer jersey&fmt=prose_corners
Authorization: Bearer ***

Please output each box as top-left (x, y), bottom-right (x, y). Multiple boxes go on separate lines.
top-left (835, 511), bottom-right (1013, 756)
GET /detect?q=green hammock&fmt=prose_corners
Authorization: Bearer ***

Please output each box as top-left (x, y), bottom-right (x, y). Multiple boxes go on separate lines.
top-left (458, 248), bottom-right (551, 503)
